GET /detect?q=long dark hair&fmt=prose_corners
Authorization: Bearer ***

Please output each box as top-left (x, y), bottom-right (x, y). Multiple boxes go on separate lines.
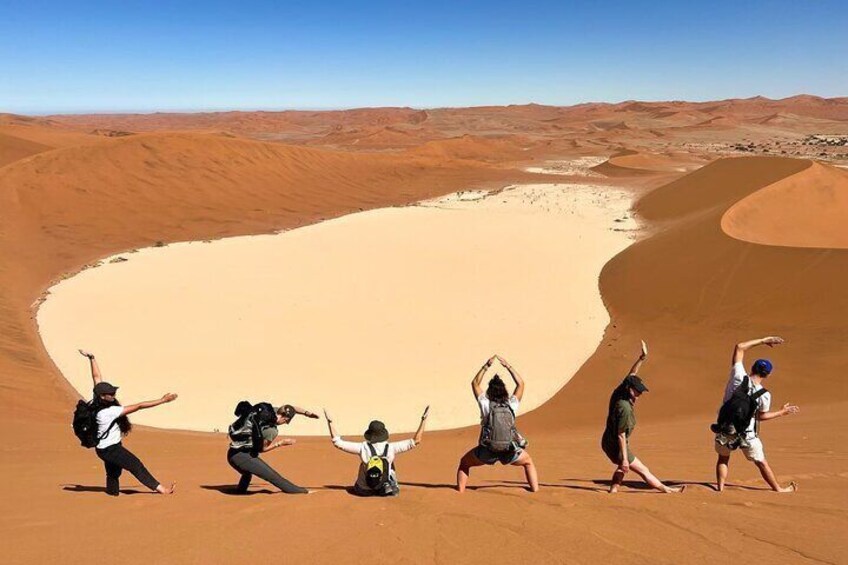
top-left (93, 396), bottom-right (132, 435)
top-left (486, 375), bottom-right (510, 403)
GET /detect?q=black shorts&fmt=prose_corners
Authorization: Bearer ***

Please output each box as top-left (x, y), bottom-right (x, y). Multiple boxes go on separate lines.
top-left (474, 445), bottom-right (522, 465)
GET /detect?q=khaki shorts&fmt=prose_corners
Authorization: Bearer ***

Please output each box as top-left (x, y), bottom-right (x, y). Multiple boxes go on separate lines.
top-left (714, 436), bottom-right (765, 462)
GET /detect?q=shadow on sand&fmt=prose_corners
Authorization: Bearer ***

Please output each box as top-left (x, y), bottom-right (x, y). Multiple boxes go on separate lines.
top-left (200, 484), bottom-right (276, 495)
top-left (400, 481), bottom-right (532, 492)
top-left (62, 484), bottom-right (153, 495)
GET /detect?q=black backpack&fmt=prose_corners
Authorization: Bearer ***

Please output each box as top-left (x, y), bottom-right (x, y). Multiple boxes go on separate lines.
top-left (251, 402), bottom-right (278, 428)
top-left (364, 443), bottom-right (392, 493)
top-left (72, 400), bottom-right (118, 448)
top-left (711, 376), bottom-right (768, 443)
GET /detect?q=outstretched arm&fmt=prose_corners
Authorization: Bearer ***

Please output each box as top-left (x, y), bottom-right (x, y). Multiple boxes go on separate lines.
top-left (628, 341), bottom-right (648, 376)
top-left (472, 356), bottom-right (495, 398)
top-left (79, 350), bottom-right (102, 385)
top-left (732, 336), bottom-right (784, 365)
top-left (121, 393), bottom-right (178, 416)
top-left (497, 355), bottom-right (524, 401)
top-left (289, 405), bottom-right (319, 419)
top-left (412, 406), bottom-right (429, 445)
top-left (262, 438), bottom-right (296, 452)
top-left (324, 409), bottom-right (339, 439)
top-left (757, 403), bottom-right (800, 421)
top-left (324, 409), bottom-right (361, 454)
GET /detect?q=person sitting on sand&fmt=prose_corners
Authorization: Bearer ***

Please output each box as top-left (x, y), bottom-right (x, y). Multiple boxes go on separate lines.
top-left (601, 342), bottom-right (684, 494)
top-left (456, 355), bottom-right (539, 493)
top-left (227, 402), bottom-right (319, 494)
top-left (324, 407), bottom-right (428, 496)
top-left (714, 336), bottom-right (799, 493)
top-left (78, 349), bottom-right (178, 496)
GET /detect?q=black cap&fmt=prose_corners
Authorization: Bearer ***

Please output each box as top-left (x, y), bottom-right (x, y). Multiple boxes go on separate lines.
top-left (623, 374), bottom-right (649, 393)
top-left (93, 382), bottom-right (119, 396)
top-left (363, 420), bottom-right (389, 443)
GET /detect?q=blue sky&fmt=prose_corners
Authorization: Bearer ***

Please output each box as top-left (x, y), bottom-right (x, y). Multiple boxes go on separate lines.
top-left (1, 1), bottom-right (846, 113)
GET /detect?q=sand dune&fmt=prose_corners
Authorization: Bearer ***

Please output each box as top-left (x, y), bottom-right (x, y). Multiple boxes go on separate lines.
top-left (722, 161), bottom-right (848, 248)
top-left (0, 116), bottom-right (107, 166)
top-left (1, 102), bottom-right (847, 564)
top-left (0, 131), bottom-right (51, 167)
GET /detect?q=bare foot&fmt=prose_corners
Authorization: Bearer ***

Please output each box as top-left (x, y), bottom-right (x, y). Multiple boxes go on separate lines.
top-left (157, 482), bottom-right (176, 495)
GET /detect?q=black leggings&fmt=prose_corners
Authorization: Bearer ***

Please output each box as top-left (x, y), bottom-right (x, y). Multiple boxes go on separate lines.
top-left (96, 443), bottom-right (160, 495)
top-left (227, 448), bottom-right (308, 494)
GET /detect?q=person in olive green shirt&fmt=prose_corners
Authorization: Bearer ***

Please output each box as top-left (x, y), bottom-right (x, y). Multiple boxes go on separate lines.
top-left (601, 341), bottom-right (685, 494)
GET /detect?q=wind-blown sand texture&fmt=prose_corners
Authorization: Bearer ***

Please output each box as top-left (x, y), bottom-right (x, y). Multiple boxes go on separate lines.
top-left (38, 184), bottom-right (635, 435)
top-left (1, 99), bottom-right (847, 564)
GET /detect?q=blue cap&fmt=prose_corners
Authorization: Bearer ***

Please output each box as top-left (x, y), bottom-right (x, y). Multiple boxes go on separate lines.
top-left (752, 359), bottom-right (773, 376)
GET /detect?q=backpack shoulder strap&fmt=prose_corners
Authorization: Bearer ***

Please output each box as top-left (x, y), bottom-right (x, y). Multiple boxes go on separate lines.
top-left (751, 387), bottom-right (769, 400)
top-left (96, 413), bottom-right (120, 440)
top-left (367, 442), bottom-right (377, 458)
top-left (382, 444), bottom-right (389, 457)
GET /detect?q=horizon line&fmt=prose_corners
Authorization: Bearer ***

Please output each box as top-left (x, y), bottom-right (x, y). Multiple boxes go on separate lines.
top-left (7, 92), bottom-right (846, 117)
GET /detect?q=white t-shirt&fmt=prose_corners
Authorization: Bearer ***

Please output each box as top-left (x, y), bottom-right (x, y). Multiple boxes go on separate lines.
top-left (477, 393), bottom-right (520, 425)
top-left (722, 362), bottom-right (771, 438)
top-left (331, 438), bottom-right (416, 490)
top-left (96, 405), bottom-right (125, 449)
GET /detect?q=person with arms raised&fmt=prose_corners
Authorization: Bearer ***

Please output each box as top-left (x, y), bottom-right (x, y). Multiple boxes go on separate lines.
top-left (601, 342), bottom-right (684, 494)
top-left (77, 350), bottom-right (177, 496)
top-left (713, 336), bottom-right (799, 493)
top-left (456, 355), bottom-right (538, 493)
top-left (324, 406), bottom-right (428, 496)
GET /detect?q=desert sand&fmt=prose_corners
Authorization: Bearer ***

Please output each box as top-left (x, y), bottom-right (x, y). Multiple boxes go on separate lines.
top-left (1, 98), bottom-right (847, 564)
top-left (37, 183), bottom-right (635, 434)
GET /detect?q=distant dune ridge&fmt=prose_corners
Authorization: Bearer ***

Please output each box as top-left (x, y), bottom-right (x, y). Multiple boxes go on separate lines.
top-left (1, 98), bottom-right (847, 564)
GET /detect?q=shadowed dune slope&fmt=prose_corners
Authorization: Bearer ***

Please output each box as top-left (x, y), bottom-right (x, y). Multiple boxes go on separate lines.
top-left (0, 132), bottom-right (51, 167)
top-left (0, 117), bottom-right (107, 167)
top-left (722, 162), bottom-right (848, 249)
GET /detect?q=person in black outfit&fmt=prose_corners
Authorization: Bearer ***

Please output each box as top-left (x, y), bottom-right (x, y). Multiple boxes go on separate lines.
top-left (227, 403), bottom-right (318, 494)
top-left (79, 350), bottom-right (177, 496)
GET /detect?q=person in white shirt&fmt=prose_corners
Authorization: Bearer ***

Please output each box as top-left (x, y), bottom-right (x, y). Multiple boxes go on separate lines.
top-left (714, 337), bottom-right (799, 493)
top-left (79, 350), bottom-right (178, 496)
top-left (324, 407), bottom-right (428, 496)
top-left (456, 355), bottom-right (539, 493)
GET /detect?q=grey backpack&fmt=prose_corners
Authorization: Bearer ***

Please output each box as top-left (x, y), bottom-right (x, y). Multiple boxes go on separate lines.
top-left (228, 413), bottom-right (257, 450)
top-left (481, 402), bottom-right (519, 453)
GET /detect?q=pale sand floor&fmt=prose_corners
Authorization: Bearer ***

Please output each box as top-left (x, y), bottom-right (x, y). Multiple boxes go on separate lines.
top-left (37, 183), bottom-right (636, 435)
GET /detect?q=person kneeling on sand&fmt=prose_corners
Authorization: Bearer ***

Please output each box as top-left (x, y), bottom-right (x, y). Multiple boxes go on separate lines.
top-left (713, 336), bottom-right (799, 493)
top-left (76, 350), bottom-right (177, 496)
top-left (601, 342), bottom-right (684, 494)
top-left (227, 401), bottom-right (318, 494)
top-left (324, 407), bottom-right (428, 496)
top-left (456, 355), bottom-right (539, 493)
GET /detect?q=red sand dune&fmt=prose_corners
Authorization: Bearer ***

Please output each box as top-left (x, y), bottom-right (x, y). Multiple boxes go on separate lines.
top-left (0, 102), bottom-right (847, 563)
top-left (722, 162), bottom-right (848, 249)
